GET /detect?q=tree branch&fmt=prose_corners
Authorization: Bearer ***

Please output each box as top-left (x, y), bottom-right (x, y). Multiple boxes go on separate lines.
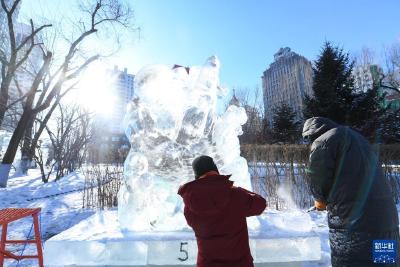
top-left (15, 20), bottom-right (52, 53)
top-left (24, 51), bottom-right (53, 111)
top-left (5, 78), bottom-right (28, 109)
top-left (1, 0), bottom-right (19, 54)
top-left (65, 55), bottom-right (99, 80)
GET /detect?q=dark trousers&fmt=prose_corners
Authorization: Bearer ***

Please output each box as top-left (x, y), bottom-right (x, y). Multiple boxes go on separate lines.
top-left (330, 228), bottom-right (400, 267)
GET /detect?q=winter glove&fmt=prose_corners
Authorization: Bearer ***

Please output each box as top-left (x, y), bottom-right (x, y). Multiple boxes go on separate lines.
top-left (314, 200), bottom-right (326, 211)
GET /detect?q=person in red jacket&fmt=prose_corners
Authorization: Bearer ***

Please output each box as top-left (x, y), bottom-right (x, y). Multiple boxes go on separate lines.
top-left (178, 155), bottom-right (267, 267)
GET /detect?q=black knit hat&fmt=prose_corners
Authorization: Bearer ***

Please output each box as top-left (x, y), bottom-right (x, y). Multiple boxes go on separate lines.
top-left (192, 155), bottom-right (219, 179)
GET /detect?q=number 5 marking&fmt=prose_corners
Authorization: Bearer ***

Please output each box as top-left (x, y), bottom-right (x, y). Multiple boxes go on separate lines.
top-left (178, 241), bottom-right (188, 261)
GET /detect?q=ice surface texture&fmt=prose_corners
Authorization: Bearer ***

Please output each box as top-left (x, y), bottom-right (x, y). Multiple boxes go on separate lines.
top-left (119, 56), bottom-right (252, 231)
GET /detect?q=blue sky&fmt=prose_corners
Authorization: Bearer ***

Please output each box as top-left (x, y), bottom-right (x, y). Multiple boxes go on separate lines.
top-left (121, 0), bottom-right (399, 90)
top-left (21, 0), bottom-right (400, 95)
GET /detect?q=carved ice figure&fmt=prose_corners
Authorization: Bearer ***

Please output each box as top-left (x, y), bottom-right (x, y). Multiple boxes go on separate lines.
top-left (119, 56), bottom-right (252, 231)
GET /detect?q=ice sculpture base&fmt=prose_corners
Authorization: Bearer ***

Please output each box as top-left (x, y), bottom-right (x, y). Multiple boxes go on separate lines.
top-left (44, 210), bottom-right (321, 266)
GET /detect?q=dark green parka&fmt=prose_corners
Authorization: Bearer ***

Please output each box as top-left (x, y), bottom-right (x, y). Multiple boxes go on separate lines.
top-left (303, 117), bottom-right (399, 267)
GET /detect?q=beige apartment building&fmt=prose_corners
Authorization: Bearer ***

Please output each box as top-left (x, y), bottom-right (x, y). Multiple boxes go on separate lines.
top-left (262, 47), bottom-right (313, 126)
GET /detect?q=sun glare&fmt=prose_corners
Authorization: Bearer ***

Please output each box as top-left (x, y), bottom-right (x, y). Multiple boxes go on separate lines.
top-left (76, 63), bottom-right (117, 116)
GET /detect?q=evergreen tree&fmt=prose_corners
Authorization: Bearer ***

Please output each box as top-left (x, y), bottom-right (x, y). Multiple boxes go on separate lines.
top-left (304, 41), bottom-right (400, 143)
top-left (350, 86), bottom-right (387, 141)
top-left (303, 42), bottom-right (355, 124)
top-left (381, 109), bottom-right (400, 143)
top-left (271, 103), bottom-right (301, 144)
top-left (352, 85), bottom-right (400, 143)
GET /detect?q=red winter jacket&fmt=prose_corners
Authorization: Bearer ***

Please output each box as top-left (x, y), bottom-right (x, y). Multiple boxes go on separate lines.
top-left (178, 173), bottom-right (267, 267)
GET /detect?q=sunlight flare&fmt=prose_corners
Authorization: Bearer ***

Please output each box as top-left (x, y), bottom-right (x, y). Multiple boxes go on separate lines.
top-left (76, 63), bottom-right (117, 116)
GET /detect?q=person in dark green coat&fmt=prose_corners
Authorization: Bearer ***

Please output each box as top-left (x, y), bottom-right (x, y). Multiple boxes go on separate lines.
top-left (303, 117), bottom-right (399, 267)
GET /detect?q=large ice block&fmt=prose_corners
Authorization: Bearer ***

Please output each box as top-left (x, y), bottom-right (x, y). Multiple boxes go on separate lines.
top-left (44, 210), bottom-right (321, 266)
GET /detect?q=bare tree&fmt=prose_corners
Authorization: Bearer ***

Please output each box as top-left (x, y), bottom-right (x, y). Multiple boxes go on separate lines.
top-left (230, 87), bottom-right (265, 144)
top-left (382, 43), bottom-right (400, 94)
top-left (354, 46), bottom-right (376, 67)
top-left (32, 139), bottom-right (48, 183)
top-left (0, 0), bottom-right (133, 187)
top-left (20, 83), bottom-right (76, 174)
top-left (0, 0), bottom-right (51, 128)
top-left (42, 103), bottom-right (93, 181)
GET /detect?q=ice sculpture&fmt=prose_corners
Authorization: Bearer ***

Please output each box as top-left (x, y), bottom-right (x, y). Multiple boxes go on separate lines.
top-left (118, 56), bottom-right (252, 231)
top-left (43, 56), bottom-right (321, 266)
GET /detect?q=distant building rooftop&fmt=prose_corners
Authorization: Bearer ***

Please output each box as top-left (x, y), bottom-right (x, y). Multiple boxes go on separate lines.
top-left (229, 92), bottom-right (241, 107)
top-left (273, 47), bottom-right (296, 61)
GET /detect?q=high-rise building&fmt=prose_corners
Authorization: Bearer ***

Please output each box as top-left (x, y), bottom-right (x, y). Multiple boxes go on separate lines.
top-left (261, 47), bottom-right (313, 126)
top-left (1, 1), bottom-right (40, 100)
top-left (0, 5), bottom-right (7, 37)
top-left (12, 22), bottom-right (43, 91)
top-left (90, 66), bottom-right (134, 163)
top-left (353, 64), bottom-right (383, 92)
top-left (107, 66), bottom-right (135, 134)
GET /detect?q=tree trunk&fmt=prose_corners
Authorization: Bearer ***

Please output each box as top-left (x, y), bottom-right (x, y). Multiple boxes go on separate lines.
top-left (0, 76), bottom-right (12, 129)
top-left (38, 163), bottom-right (48, 183)
top-left (0, 95), bottom-right (8, 129)
top-left (0, 111), bottom-right (32, 187)
top-left (0, 164), bottom-right (11, 187)
top-left (20, 117), bottom-right (35, 175)
top-left (28, 98), bottom-right (59, 164)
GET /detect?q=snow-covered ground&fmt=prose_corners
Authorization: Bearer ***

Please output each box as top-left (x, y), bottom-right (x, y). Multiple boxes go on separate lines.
top-left (0, 169), bottom-right (333, 266)
top-left (12, 166), bottom-right (400, 266)
top-left (1, 170), bottom-right (95, 266)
